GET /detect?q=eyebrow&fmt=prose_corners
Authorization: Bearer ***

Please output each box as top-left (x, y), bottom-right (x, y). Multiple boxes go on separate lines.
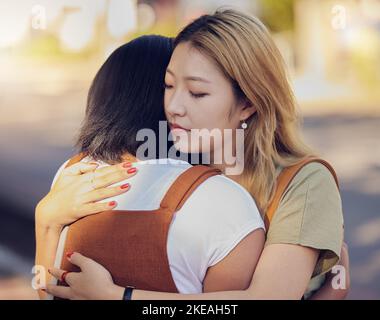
top-left (166, 68), bottom-right (211, 83)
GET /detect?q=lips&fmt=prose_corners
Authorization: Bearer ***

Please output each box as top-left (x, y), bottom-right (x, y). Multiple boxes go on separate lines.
top-left (169, 123), bottom-right (190, 132)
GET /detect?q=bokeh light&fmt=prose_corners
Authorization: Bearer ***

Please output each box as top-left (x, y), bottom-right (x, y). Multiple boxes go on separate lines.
top-left (59, 9), bottom-right (96, 52)
top-left (107, 0), bottom-right (137, 39)
top-left (0, 2), bottom-right (30, 47)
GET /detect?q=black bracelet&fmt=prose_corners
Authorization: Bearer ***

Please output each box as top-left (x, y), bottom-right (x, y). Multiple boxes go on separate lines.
top-left (123, 286), bottom-right (134, 301)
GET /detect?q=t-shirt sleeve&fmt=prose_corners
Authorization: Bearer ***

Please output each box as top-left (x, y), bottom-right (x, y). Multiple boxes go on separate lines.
top-left (193, 175), bottom-right (265, 268)
top-left (265, 162), bottom-right (344, 277)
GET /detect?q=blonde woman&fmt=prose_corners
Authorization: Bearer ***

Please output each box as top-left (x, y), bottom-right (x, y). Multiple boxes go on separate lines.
top-left (40, 9), bottom-right (348, 299)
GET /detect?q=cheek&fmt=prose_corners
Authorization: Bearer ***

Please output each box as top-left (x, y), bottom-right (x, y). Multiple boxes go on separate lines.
top-left (203, 96), bottom-right (236, 129)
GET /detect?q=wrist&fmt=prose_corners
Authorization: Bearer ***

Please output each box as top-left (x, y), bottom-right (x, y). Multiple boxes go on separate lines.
top-left (35, 197), bottom-right (63, 232)
top-left (106, 284), bottom-right (125, 300)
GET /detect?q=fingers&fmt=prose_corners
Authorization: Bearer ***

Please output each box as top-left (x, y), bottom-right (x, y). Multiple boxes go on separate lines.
top-left (76, 201), bottom-right (119, 219)
top-left (48, 267), bottom-right (76, 286)
top-left (81, 183), bottom-right (130, 204)
top-left (45, 284), bottom-right (72, 300)
top-left (64, 162), bottom-right (99, 176)
top-left (67, 252), bottom-right (91, 270)
top-left (90, 164), bottom-right (138, 189)
top-left (87, 161), bottom-right (131, 178)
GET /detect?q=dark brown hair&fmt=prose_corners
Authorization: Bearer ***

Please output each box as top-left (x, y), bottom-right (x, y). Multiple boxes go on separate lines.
top-left (76, 35), bottom-right (173, 163)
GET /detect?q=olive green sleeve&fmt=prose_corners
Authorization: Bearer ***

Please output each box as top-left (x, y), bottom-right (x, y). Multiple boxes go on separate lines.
top-left (265, 162), bottom-right (344, 277)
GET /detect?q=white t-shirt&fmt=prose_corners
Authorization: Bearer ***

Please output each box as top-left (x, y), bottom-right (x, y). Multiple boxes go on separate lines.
top-left (52, 157), bottom-right (264, 294)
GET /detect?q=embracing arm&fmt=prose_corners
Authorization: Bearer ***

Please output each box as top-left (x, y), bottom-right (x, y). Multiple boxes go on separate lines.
top-left (128, 244), bottom-right (318, 299)
top-left (117, 243), bottom-right (319, 300)
top-left (46, 241), bottom-right (349, 300)
top-left (202, 228), bottom-right (265, 292)
top-left (34, 161), bottom-right (99, 299)
top-left (35, 160), bottom-right (136, 299)
top-left (35, 212), bottom-right (62, 299)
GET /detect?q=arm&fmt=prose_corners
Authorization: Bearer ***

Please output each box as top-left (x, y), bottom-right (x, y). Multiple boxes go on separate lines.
top-left (309, 242), bottom-right (350, 300)
top-left (35, 161), bottom-right (136, 299)
top-left (130, 243), bottom-right (350, 300)
top-left (203, 228), bottom-right (265, 292)
top-left (46, 242), bottom-right (318, 300)
top-left (35, 216), bottom-right (62, 300)
top-left (128, 243), bottom-right (318, 300)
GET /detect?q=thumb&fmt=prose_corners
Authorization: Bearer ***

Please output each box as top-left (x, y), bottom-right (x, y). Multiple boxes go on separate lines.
top-left (64, 162), bottom-right (99, 176)
top-left (66, 252), bottom-right (90, 270)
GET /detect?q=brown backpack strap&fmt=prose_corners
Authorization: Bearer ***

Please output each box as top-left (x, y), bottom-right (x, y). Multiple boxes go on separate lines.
top-left (160, 165), bottom-right (222, 213)
top-left (64, 153), bottom-right (87, 168)
top-left (264, 157), bottom-right (340, 230)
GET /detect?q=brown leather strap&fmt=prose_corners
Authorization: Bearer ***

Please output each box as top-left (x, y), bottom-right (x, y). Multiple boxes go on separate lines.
top-left (160, 165), bottom-right (222, 212)
top-left (264, 157), bottom-right (340, 230)
top-left (65, 153), bottom-right (87, 168)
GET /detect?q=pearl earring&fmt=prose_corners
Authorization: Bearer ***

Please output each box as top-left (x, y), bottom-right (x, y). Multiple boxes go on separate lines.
top-left (241, 121), bottom-right (247, 129)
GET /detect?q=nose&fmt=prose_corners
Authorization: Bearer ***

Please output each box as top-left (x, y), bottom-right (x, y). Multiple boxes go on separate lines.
top-left (165, 89), bottom-right (186, 118)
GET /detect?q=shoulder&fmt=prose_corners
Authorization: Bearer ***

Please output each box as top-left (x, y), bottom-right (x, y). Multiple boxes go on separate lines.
top-left (50, 155), bottom-right (94, 189)
top-left (289, 161), bottom-right (339, 190)
top-left (203, 174), bottom-right (256, 200)
top-left (273, 160), bottom-right (343, 225)
top-left (197, 174), bottom-right (257, 207)
top-left (183, 174), bottom-right (264, 229)
top-left (50, 159), bottom-right (71, 189)
top-left (276, 161), bottom-right (341, 210)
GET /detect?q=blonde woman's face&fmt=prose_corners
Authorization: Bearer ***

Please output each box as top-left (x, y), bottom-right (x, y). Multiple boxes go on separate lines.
top-left (164, 42), bottom-right (246, 154)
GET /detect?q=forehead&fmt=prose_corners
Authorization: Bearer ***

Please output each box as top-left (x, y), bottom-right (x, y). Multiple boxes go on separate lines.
top-left (168, 42), bottom-right (225, 82)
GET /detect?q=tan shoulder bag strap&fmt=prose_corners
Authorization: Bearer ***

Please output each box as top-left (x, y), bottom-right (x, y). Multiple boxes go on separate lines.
top-left (160, 165), bottom-right (222, 213)
top-left (64, 152), bottom-right (87, 168)
top-left (264, 156), bottom-right (340, 230)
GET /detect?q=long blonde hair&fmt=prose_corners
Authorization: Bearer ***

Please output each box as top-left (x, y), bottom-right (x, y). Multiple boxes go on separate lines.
top-left (174, 9), bottom-right (315, 214)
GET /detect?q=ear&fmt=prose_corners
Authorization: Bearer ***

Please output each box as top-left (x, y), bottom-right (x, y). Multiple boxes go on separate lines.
top-left (239, 100), bottom-right (256, 122)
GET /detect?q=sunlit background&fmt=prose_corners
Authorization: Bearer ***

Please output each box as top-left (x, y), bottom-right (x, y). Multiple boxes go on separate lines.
top-left (0, 0), bottom-right (379, 299)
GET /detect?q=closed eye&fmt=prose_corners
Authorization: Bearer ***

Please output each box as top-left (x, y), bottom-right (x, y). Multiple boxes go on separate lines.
top-left (164, 83), bottom-right (173, 89)
top-left (189, 91), bottom-right (208, 98)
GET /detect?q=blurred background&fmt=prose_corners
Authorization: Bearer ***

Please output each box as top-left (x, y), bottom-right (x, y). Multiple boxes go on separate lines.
top-left (0, 0), bottom-right (379, 299)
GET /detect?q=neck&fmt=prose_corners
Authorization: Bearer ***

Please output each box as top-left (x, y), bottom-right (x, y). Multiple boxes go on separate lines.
top-left (206, 133), bottom-right (245, 181)
top-left (121, 153), bottom-right (139, 163)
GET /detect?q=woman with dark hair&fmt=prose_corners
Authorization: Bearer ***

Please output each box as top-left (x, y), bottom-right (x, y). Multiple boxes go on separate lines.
top-left (77, 35), bottom-right (171, 162)
top-left (35, 34), bottom-right (265, 299)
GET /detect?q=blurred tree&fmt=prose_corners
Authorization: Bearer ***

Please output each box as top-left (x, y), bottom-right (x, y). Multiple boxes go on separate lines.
top-left (258, 0), bottom-right (295, 32)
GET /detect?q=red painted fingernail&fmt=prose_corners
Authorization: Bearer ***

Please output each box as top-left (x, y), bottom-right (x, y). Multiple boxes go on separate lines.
top-left (66, 252), bottom-right (74, 259)
top-left (120, 183), bottom-right (130, 189)
top-left (127, 167), bottom-right (137, 174)
top-left (122, 162), bottom-right (132, 168)
top-left (109, 201), bottom-right (117, 206)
